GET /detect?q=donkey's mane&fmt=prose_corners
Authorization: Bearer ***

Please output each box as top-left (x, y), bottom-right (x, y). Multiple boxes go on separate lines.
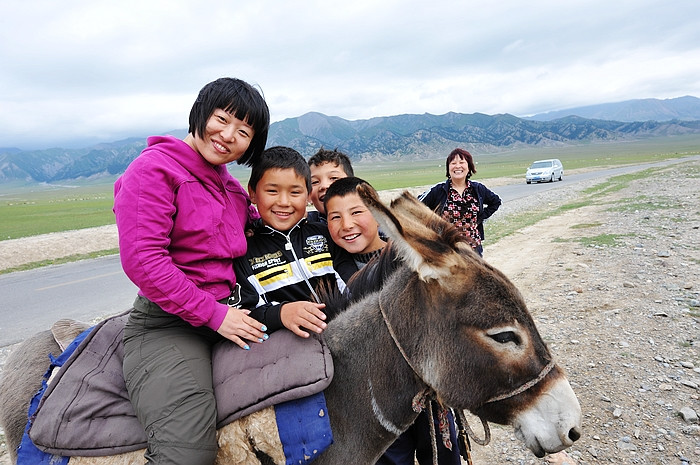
top-left (425, 211), bottom-right (474, 251)
top-left (347, 242), bottom-right (401, 300)
top-left (317, 242), bottom-right (401, 320)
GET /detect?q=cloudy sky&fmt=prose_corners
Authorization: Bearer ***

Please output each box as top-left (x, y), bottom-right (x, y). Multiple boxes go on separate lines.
top-left (2, 0), bottom-right (699, 150)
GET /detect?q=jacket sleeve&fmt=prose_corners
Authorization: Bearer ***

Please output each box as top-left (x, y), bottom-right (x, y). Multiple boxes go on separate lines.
top-left (331, 242), bottom-right (360, 284)
top-left (232, 256), bottom-right (285, 333)
top-left (113, 158), bottom-right (228, 330)
top-left (418, 184), bottom-right (441, 212)
top-left (479, 184), bottom-right (502, 221)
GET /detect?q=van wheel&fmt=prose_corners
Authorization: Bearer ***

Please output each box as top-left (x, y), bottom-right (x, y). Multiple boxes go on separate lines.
top-left (550, 174), bottom-right (554, 182)
top-left (526, 180), bottom-right (531, 184)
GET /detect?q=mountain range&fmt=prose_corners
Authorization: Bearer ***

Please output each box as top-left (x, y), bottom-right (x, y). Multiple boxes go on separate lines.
top-left (1, 96), bottom-right (699, 184)
top-left (526, 95), bottom-right (700, 122)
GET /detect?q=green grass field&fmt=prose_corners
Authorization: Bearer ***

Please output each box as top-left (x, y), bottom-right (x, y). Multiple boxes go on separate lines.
top-left (1, 134), bottom-right (699, 241)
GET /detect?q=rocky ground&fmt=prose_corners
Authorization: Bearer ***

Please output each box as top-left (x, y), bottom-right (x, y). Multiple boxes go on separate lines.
top-left (1, 160), bottom-right (699, 464)
top-left (471, 160), bottom-right (700, 464)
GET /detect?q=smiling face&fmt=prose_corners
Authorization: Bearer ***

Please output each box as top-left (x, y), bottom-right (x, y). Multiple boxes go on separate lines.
top-left (326, 192), bottom-right (386, 255)
top-left (310, 162), bottom-right (349, 214)
top-left (185, 109), bottom-right (255, 165)
top-left (448, 155), bottom-right (470, 183)
top-left (249, 167), bottom-right (309, 231)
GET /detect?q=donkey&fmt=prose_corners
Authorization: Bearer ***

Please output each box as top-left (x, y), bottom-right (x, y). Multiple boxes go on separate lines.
top-left (0, 188), bottom-right (582, 464)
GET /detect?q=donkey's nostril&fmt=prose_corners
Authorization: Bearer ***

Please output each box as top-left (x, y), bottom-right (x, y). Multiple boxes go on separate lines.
top-left (568, 426), bottom-right (581, 442)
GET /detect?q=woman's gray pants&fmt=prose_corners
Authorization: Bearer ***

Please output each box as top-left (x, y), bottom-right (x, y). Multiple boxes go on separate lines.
top-left (123, 296), bottom-right (223, 465)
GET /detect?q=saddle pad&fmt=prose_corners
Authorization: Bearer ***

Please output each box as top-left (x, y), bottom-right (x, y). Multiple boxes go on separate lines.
top-left (17, 326), bottom-right (93, 465)
top-left (29, 313), bottom-right (334, 457)
top-left (213, 330), bottom-right (334, 428)
top-left (28, 313), bottom-right (141, 456)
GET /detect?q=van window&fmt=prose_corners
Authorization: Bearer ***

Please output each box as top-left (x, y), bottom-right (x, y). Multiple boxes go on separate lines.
top-left (530, 161), bottom-right (552, 169)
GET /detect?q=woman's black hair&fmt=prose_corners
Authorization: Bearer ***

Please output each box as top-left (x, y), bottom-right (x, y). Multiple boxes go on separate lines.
top-left (188, 77), bottom-right (270, 167)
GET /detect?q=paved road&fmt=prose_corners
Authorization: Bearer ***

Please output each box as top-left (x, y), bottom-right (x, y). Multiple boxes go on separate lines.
top-left (0, 255), bottom-right (137, 346)
top-left (1, 155), bottom-right (697, 347)
top-left (492, 155), bottom-right (695, 202)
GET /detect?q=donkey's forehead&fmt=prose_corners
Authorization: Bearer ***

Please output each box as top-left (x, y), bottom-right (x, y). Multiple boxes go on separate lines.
top-left (367, 191), bottom-right (477, 279)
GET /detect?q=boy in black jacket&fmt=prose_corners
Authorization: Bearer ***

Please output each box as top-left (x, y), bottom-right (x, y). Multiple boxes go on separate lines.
top-left (233, 146), bottom-right (358, 339)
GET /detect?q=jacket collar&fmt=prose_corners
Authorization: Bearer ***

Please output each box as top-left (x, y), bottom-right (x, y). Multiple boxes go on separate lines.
top-left (148, 135), bottom-right (230, 189)
top-left (258, 216), bottom-right (307, 236)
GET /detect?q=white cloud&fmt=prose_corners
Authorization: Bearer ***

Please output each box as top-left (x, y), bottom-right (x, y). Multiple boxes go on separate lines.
top-left (1, 0), bottom-right (699, 148)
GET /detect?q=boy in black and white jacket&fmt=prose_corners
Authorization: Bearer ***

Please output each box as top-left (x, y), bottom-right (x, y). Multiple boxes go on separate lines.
top-left (233, 146), bottom-right (357, 339)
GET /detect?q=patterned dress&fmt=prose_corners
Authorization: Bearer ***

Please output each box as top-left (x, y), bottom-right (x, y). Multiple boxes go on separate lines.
top-left (441, 181), bottom-right (482, 249)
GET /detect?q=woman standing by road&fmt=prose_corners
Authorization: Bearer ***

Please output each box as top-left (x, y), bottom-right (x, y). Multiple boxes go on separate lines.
top-left (419, 148), bottom-right (501, 256)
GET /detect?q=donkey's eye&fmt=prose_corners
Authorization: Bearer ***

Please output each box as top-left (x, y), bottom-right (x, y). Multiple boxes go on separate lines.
top-left (489, 331), bottom-right (520, 344)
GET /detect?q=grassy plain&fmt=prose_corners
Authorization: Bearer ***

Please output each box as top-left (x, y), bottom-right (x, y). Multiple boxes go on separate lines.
top-left (1, 134), bottom-right (699, 241)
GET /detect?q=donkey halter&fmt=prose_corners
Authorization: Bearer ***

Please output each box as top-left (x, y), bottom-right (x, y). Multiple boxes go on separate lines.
top-left (377, 290), bottom-right (555, 463)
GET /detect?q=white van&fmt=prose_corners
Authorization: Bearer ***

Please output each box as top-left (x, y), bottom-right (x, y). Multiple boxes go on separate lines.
top-left (525, 159), bottom-right (563, 184)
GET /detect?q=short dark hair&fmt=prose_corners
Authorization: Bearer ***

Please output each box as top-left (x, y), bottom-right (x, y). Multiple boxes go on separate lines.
top-left (249, 146), bottom-right (312, 193)
top-left (307, 148), bottom-right (354, 177)
top-left (323, 176), bottom-right (374, 211)
top-left (188, 77), bottom-right (270, 167)
top-left (445, 148), bottom-right (477, 178)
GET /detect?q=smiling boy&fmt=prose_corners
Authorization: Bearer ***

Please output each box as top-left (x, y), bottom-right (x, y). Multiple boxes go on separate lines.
top-left (323, 177), bottom-right (386, 268)
top-left (307, 148), bottom-right (354, 223)
top-left (233, 146), bottom-right (358, 338)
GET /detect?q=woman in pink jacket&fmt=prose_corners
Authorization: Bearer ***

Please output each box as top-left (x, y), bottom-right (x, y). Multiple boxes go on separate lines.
top-left (113, 77), bottom-right (270, 464)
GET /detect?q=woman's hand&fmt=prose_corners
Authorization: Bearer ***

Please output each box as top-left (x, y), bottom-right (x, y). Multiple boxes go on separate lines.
top-left (217, 307), bottom-right (268, 350)
top-left (280, 301), bottom-right (327, 338)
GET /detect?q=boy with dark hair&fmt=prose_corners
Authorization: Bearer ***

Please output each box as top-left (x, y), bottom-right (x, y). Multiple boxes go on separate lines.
top-left (234, 146), bottom-right (358, 338)
top-left (307, 148), bottom-right (354, 223)
top-left (323, 177), bottom-right (387, 269)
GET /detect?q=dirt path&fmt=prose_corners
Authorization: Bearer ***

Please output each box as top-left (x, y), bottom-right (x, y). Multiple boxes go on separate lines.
top-left (470, 162), bottom-right (700, 464)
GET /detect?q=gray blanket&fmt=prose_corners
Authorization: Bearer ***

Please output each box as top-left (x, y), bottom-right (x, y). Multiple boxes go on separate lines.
top-left (28, 313), bottom-right (334, 457)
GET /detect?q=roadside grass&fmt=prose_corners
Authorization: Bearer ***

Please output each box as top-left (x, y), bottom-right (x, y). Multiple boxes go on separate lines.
top-left (569, 222), bottom-right (603, 229)
top-left (0, 249), bottom-right (120, 275)
top-left (3, 137), bottom-right (697, 241)
top-left (485, 199), bottom-right (610, 245)
top-left (485, 165), bottom-right (671, 246)
top-left (580, 169), bottom-right (656, 198)
top-left (1, 197), bottom-right (115, 240)
top-left (576, 233), bottom-right (633, 247)
top-left (605, 195), bottom-right (684, 213)
top-left (0, 181), bottom-right (116, 240)
top-left (2, 142), bottom-right (698, 273)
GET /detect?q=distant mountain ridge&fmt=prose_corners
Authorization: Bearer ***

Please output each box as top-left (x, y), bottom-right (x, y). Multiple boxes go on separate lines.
top-left (527, 96), bottom-right (700, 122)
top-left (1, 97), bottom-right (699, 184)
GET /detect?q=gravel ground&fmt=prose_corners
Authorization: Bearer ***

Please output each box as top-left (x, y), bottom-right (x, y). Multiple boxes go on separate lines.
top-left (472, 160), bottom-right (700, 464)
top-left (1, 160), bottom-right (699, 464)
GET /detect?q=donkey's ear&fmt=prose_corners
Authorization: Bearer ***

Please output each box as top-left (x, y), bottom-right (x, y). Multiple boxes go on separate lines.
top-left (51, 319), bottom-right (91, 351)
top-left (356, 184), bottom-right (403, 238)
top-left (357, 188), bottom-right (462, 281)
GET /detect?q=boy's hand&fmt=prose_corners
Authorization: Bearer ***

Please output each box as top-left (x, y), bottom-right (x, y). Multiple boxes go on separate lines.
top-left (217, 307), bottom-right (268, 350)
top-left (280, 301), bottom-right (327, 338)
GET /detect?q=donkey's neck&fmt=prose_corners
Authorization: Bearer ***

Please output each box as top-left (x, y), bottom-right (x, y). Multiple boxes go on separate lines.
top-left (320, 291), bottom-right (427, 463)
